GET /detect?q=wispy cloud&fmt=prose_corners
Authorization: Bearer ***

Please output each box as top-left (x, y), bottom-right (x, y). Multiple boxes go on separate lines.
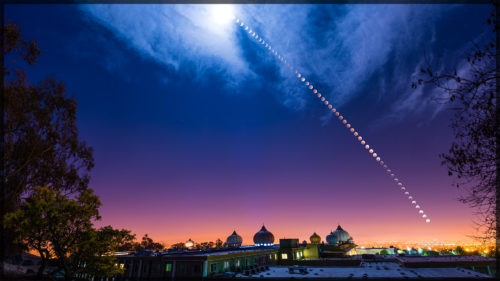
top-left (80, 4), bottom-right (467, 122)
top-left (80, 5), bottom-right (254, 85)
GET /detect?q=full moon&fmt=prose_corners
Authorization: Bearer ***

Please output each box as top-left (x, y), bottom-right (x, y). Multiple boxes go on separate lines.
top-left (209, 5), bottom-right (235, 26)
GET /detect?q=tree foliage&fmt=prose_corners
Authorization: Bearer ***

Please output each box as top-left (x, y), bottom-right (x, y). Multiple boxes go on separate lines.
top-left (453, 246), bottom-right (465, 256)
top-left (215, 238), bottom-right (223, 248)
top-left (3, 22), bottom-right (94, 212)
top-left (424, 251), bottom-right (439, 257)
top-left (115, 233), bottom-right (164, 252)
top-left (379, 249), bottom-right (390, 255)
top-left (138, 234), bottom-right (164, 251)
top-left (170, 242), bottom-right (186, 250)
top-left (3, 24), bottom-right (133, 280)
top-left (413, 5), bottom-right (498, 242)
top-left (4, 186), bottom-right (133, 280)
top-left (72, 226), bottom-right (135, 278)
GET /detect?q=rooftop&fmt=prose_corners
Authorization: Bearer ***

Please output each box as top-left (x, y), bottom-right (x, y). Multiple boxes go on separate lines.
top-left (396, 255), bottom-right (495, 263)
top-left (118, 245), bottom-right (278, 258)
top-left (234, 262), bottom-right (491, 279)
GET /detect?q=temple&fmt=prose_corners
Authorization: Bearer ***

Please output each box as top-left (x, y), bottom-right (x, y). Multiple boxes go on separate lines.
top-left (106, 224), bottom-right (494, 280)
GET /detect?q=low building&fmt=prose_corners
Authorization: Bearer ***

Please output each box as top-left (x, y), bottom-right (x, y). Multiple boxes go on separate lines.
top-left (277, 239), bottom-right (304, 263)
top-left (276, 224), bottom-right (357, 265)
top-left (114, 227), bottom-right (279, 280)
top-left (356, 247), bottom-right (396, 255)
top-left (115, 246), bottom-right (278, 279)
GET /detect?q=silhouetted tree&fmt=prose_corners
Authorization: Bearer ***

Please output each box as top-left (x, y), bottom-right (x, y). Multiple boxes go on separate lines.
top-left (4, 186), bottom-right (133, 280)
top-left (3, 23), bottom-right (94, 256)
top-left (215, 238), bottom-right (223, 248)
top-left (413, 4), bottom-right (498, 243)
top-left (73, 226), bottom-right (135, 278)
top-left (199, 242), bottom-right (213, 249)
top-left (453, 246), bottom-right (465, 256)
top-left (138, 234), bottom-right (164, 251)
top-left (117, 240), bottom-right (139, 252)
top-left (170, 242), bottom-right (186, 250)
top-left (2, 23), bottom-right (135, 280)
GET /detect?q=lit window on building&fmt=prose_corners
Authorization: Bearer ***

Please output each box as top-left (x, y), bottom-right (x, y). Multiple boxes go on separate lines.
top-left (236, 260), bottom-right (240, 267)
top-left (281, 253), bottom-right (288, 259)
top-left (224, 261), bottom-right (229, 270)
top-left (165, 263), bottom-right (172, 272)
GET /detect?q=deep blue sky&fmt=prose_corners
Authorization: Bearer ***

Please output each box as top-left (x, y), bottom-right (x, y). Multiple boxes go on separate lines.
top-left (5, 4), bottom-right (494, 245)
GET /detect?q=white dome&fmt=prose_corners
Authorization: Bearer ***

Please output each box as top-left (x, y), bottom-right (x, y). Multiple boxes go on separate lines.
top-left (326, 225), bottom-right (353, 245)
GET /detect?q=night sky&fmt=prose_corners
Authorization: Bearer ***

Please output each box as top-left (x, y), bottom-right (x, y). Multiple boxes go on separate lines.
top-left (6, 4), bottom-right (494, 246)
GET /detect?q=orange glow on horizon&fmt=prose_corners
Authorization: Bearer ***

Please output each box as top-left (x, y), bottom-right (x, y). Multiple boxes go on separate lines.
top-left (95, 216), bottom-right (482, 249)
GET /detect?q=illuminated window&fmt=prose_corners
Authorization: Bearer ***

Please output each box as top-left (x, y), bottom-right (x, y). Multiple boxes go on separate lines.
top-left (236, 260), bottom-right (240, 267)
top-left (281, 253), bottom-right (288, 259)
top-left (296, 252), bottom-right (300, 259)
top-left (119, 263), bottom-right (125, 269)
top-left (165, 263), bottom-right (172, 272)
top-left (224, 261), bottom-right (229, 270)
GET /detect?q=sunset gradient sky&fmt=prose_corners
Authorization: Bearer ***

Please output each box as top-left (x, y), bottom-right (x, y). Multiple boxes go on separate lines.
top-left (6, 3), bottom-right (494, 246)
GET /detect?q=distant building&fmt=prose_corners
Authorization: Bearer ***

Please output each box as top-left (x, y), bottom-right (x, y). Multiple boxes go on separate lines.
top-left (106, 224), bottom-right (495, 279)
top-left (326, 225), bottom-right (354, 246)
top-left (184, 238), bottom-right (194, 249)
top-left (276, 224), bottom-right (358, 265)
top-left (111, 227), bottom-right (279, 280)
top-left (113, 246), bottom-right (277, 279)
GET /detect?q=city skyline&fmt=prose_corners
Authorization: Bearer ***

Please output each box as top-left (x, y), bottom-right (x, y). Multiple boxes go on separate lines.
top-left (5, 4), bottom-right (494, 247)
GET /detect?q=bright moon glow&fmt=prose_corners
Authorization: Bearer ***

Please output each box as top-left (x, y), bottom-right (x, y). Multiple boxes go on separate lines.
top-left (209, 5), bottom-right (235, 26)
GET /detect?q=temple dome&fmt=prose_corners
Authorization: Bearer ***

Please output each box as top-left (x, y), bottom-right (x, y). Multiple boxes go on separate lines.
top-left (310, 232), bottom-right (321, 244)
top-left (225, 230), bottom-right (242, 247)
top-left (326, 232), bottom-right (339, 245)
top-left (326, 225), bottom-right (353, 245)
top-left (253, 225), bottom-right (274, 246)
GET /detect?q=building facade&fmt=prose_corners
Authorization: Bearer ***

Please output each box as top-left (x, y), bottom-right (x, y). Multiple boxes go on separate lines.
top-left (115, 247), bottom-right (278, 280)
